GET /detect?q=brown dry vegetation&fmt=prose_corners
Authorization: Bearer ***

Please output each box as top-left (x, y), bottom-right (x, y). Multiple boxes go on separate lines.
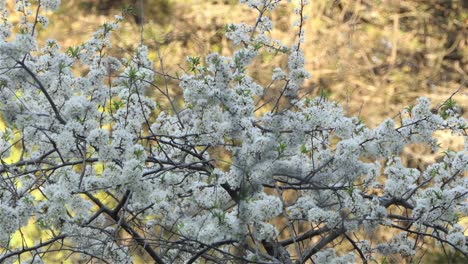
top-left (40, 0), bottom-right (467, 120)
top-left (40, 0), bottom-right (467, 122)
top-left (41, 0), bottom-right (466, 185)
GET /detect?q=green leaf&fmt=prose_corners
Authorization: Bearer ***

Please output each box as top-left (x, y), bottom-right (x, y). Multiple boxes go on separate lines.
top-left (122, 4), bottom-right (136, 16)
top-left (103, 22), bottom-right (113, 33)
top-left (128, 67), bottom-right (138, 80)
top-left (112, 101), bottom-right (125, 111)
top-left (66, 46), bottom-right (80, 58)
top-left (300, 144), bottom-right (307, 154)
top-left (276, 142), bottom-right (286, 156)
top-left (440, 98), bottom-right (457, 119)
top-left (188, 56), bottom-right (201, 73)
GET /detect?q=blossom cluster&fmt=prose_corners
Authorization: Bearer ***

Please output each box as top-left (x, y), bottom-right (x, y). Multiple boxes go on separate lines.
top-left (0, 0), bottom-right (466, 263)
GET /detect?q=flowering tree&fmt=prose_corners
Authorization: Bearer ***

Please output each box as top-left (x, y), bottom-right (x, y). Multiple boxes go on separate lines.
top-left (0, 0), bottom-right (466, 263)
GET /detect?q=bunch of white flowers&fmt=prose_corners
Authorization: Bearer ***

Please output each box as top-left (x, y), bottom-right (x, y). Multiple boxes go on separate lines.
top-left (0, 0), bottom-right (466, 263)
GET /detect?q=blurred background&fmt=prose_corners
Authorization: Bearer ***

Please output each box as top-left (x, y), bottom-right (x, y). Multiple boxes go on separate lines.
top-left (35, 0), bottom-right (467, 123)
top-left (37, 0), bottom-right (466, 183)
top-left (36, 0), bottom-right (467, 132)
top-left (3, 0), bottom-right (467, 262)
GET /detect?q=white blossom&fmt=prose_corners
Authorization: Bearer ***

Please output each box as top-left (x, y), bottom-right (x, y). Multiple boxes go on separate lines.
top-left (0, 0), bottom-right (465, 262)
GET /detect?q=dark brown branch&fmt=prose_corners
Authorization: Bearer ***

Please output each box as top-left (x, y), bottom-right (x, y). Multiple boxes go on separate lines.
top-left (186, 239), bottom-right (237, 264)
top-left (279, 226), bottom-right (331, 246)
top-left (300, 227), bottom-right (345, 263)
top-left (84, 192), bottom-right (165, 264)
top-left (344, 233), bottom-right (367, 264)
top-left (0, 234), bottom-right (67, 262)
top-left (15, 60), bottom-right (67, 125)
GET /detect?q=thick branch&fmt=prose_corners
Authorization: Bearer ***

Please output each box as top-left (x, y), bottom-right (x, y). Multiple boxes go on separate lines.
top-left (299, 227), bottom-right (345, 263)
top-left (85, 192), bottom-right (165, 264)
